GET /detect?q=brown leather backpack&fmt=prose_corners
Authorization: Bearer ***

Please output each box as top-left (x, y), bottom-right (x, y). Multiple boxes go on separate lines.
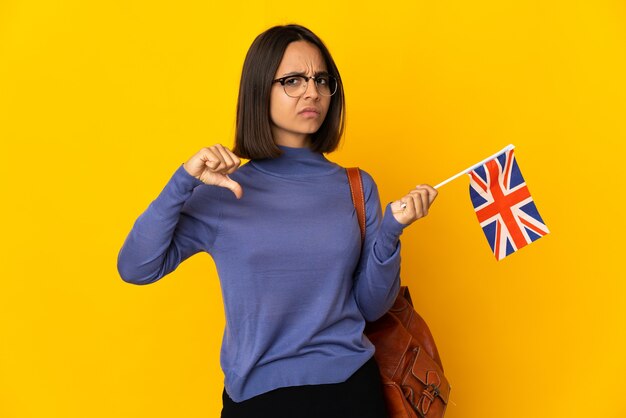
top-left (347, 167), bottom-right (451, 418)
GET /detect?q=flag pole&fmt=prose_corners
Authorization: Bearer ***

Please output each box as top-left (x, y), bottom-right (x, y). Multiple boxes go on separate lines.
top-left (432, 144), bottom-right (516, 189)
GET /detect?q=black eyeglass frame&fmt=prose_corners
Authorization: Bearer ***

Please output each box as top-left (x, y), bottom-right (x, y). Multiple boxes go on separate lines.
top-left (272, 74), bottom-right (338, 97)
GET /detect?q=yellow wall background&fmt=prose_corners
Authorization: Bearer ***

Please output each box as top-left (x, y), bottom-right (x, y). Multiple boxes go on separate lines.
top-left (2, 1), bottom-right (625, 417)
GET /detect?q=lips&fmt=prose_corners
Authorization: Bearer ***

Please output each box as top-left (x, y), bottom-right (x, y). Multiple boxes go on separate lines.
top-left (298, 107), bottom-right (320, 114)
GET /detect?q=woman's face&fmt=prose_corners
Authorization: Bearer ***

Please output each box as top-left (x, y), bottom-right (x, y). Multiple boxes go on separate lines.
top-left (269, 40), bottom-right (331, 148)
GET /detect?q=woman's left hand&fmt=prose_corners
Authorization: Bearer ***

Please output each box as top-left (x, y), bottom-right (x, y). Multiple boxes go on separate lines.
top-left (390, 185), bottom-right (438, 226)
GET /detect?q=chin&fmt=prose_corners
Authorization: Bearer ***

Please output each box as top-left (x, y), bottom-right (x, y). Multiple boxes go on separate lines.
top-left (301, 123), bottom-right (323, 133)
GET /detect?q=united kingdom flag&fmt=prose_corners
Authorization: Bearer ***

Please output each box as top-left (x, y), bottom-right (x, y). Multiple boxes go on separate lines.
top-left (468, 148), bottom-right (549, 260)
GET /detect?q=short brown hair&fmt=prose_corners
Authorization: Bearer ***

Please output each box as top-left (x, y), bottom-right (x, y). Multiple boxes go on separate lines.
top-left (233, 24), bottom-right (345, 160)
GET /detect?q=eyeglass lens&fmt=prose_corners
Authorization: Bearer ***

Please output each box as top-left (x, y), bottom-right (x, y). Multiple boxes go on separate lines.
top-left (283, 76), bottom-right (337, 97)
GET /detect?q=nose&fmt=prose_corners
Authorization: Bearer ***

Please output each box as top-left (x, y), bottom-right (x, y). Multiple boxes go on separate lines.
top-left (302, 77), bottom-right (320, 100)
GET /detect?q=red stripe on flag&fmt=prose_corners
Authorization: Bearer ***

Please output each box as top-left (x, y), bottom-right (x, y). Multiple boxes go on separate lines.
top-left (475, 159), bottom-right (529, 250)
top-left (494, 219), bottom-right (501, 260)
top-left (470, 171), bottom-right (488, 192)
top-left (519, 216), bottom-right (548, 237)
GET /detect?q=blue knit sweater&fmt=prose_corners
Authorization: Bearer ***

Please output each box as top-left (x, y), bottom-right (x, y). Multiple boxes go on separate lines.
top-left (117, 145), bottom-right (406, 402)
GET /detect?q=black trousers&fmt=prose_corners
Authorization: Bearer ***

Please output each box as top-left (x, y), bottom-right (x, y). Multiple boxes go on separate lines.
top-left (221, 357), bottom-right (389, 418)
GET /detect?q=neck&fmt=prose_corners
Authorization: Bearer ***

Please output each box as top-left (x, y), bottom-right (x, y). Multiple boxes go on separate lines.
top-left (272, 131), bottom-right (311, 149)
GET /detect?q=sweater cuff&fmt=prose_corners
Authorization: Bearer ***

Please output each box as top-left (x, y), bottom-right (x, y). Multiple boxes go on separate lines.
top-left (175, 163), bottom-right (205, 188)
top-left (372, 204), bottom-right (407, 261)
top-left (381, 203), bottom-right (408, 236)
top-left (150, 163), bottom-right (204, 217)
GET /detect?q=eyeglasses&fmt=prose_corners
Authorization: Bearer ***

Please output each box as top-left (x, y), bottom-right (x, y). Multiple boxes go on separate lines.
top-left (272, 74), bottom-right (338, 98)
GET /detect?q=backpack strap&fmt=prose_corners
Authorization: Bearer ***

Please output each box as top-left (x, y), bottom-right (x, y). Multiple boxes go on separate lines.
top-left (346, 167), bottom-right (366, 244)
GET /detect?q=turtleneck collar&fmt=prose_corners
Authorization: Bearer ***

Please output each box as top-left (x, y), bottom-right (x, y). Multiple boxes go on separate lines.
top-left (250, 145), bottom-right (341, 178)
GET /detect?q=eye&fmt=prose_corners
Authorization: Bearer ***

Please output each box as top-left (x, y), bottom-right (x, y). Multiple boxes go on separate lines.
top-left (284, 76), bottom-right (303, 86)
top-left (316, 76), bottom-right (329, 86)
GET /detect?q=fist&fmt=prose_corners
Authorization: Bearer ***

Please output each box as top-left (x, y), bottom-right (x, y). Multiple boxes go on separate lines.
top-left (390, 184), bottom-right (438, 225)
top-left (183, 144), bottom-right (243, 199)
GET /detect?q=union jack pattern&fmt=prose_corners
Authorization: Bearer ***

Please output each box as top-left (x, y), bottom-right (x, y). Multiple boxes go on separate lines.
top-left (468, 148), bottom-right (549, 260)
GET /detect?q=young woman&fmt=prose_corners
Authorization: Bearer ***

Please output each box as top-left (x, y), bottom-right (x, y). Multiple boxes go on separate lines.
top-left (117, 24), bottom-right (437, 418)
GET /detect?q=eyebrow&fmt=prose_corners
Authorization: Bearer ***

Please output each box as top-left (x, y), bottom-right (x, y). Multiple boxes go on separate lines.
top-left (280, 70), bottom-right (330, 77)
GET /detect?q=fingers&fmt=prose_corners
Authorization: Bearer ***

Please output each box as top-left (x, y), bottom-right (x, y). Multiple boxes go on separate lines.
top-left (416, 184), bottom-right (438, 205)
top-left (200, 145), bottom-right (243, 198)
top-left (391, 195), bottom-right (415, 225)
top-left (218, 175), bottom-right (243, 200)
top-left (202, 144), bottom-right (241, 174)
top-left (408, 189), bottom-right (427, 217)
top-left (184, 144), bottom-right (244, 199)
top-left (391, 184), bottom-right (438, 226)
top-left (390, 200), bottom-right (408, 214)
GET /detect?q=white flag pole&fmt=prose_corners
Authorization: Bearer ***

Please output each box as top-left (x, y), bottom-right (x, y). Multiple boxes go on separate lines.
top-left (432, 144), bottom-right (516, 190)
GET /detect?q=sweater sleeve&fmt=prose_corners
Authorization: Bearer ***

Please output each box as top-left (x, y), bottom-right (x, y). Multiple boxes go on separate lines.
top-left (352, 170), bottom-right (407, 322)
top-left (117, 163), bottom-right (216, 285)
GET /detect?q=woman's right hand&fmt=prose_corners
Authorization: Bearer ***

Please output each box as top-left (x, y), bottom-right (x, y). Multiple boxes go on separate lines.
top-left (183, 144), bottom-right (243, 199)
